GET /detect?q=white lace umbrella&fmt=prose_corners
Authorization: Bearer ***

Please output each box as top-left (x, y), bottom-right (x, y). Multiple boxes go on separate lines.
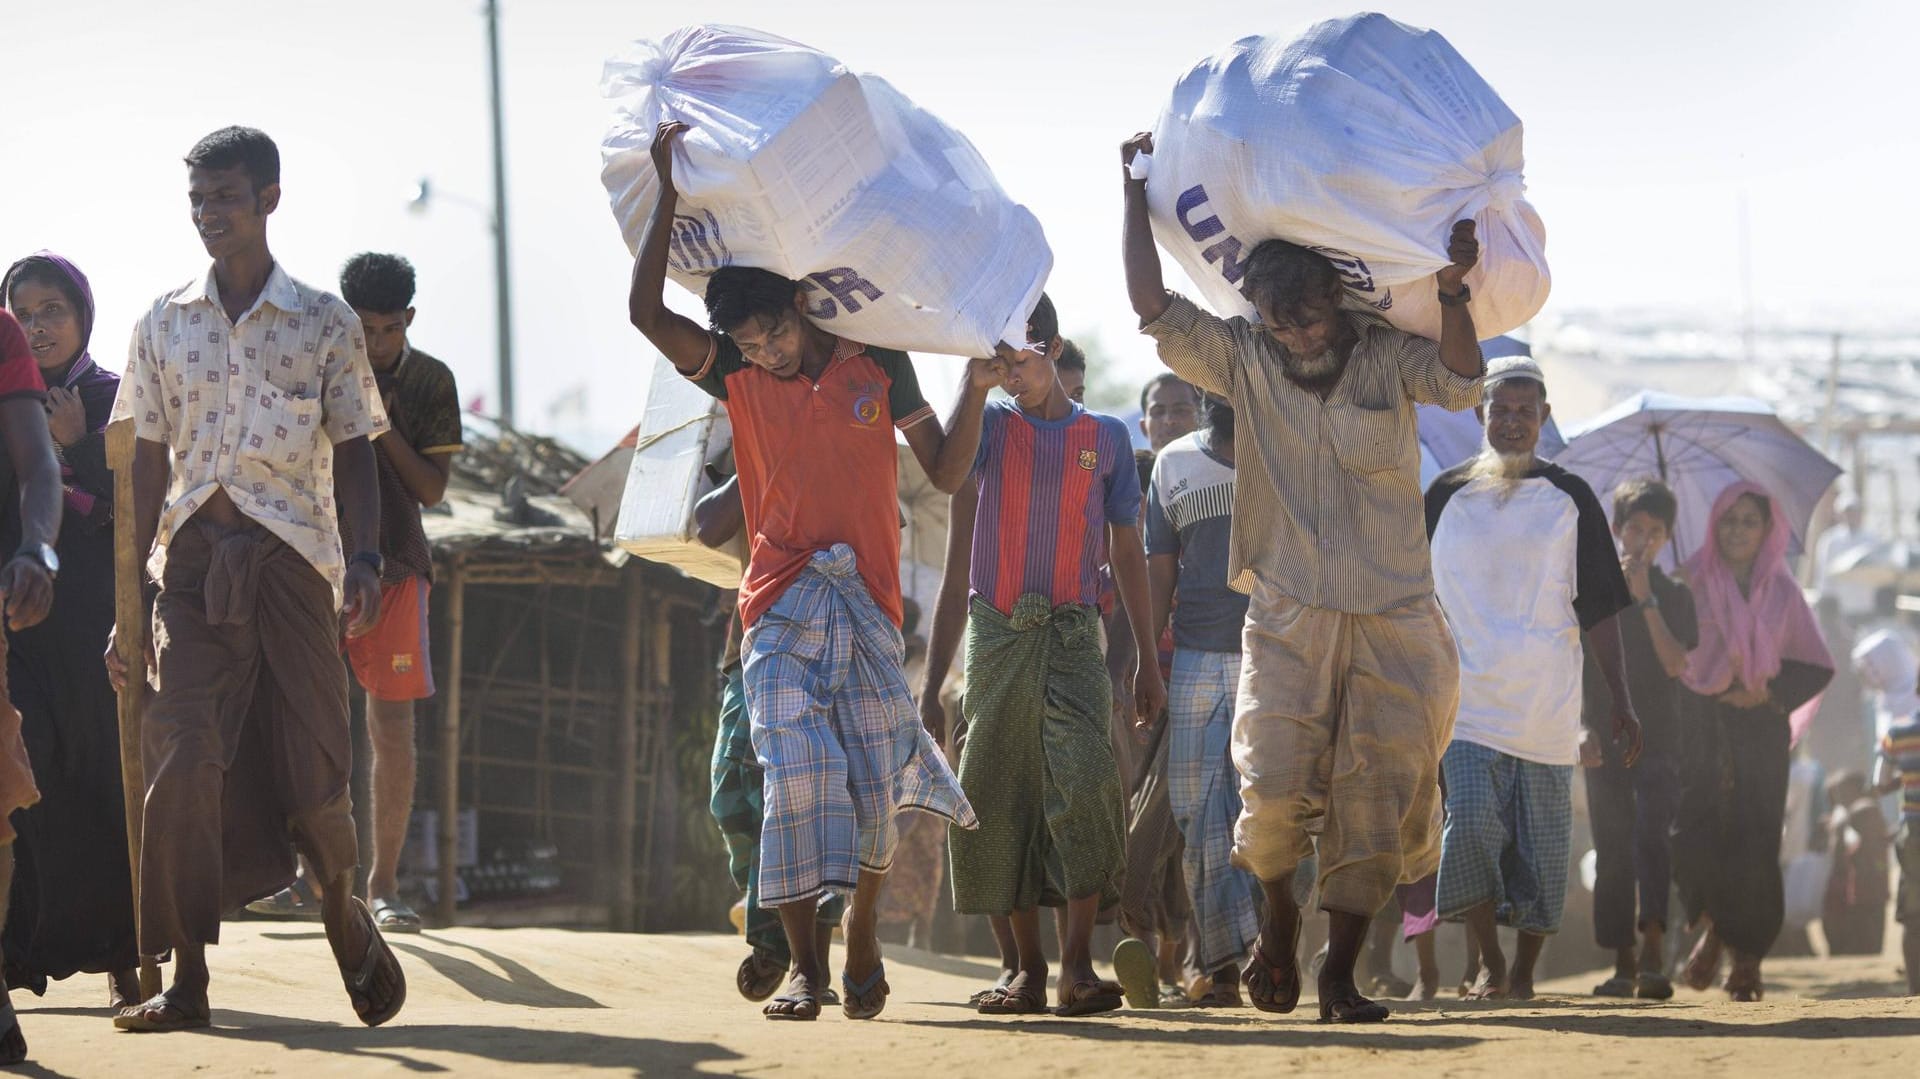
top-left (1553, 392), bottom-right (1842, 562)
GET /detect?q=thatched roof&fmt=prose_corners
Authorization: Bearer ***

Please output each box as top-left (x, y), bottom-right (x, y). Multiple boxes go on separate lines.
top-left (423, 416), bottom-right (615, 569)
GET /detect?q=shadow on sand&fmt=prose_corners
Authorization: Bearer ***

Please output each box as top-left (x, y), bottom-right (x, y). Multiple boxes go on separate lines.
top-left (1429, 1011), bottom-right (1920, 1040)
top-left (260, 930), bottom-right (604, 1010)
top-left (896, 1015), bottom-right (1483, 1052)
top-left (205, 1013), bottom-right (738, 1075)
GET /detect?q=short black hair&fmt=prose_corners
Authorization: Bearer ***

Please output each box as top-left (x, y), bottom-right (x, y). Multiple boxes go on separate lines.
top-left (1203, 393), bottom-right (1234, 432)
top-left (704, 266), bottom-right (801, 335)
top-left (1612, 477), bottom-right (1677, 531)
top-left (340, 253), bottom-right (417, 314)
top-left (184, 126), bottom-right (280, 193)
top-left (1240, 239), bottom-right (1343, 325)
top-left (1026, 293), bottom-right (1058, 346)
top-left (1139, 371), bottom-right (1196, 415)
top-left (1055, 338), bottom-right (1086, 373)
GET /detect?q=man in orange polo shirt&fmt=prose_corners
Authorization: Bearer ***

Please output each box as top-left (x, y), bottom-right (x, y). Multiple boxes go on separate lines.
top-left (628, 121), bottom-right (984, 1023)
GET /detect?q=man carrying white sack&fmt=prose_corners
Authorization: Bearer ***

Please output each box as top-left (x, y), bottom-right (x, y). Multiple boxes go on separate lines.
top-left (1425, 357), bottom-right (1641, 1001)
top-left (1120, 131), bottom-right (1483, 1023)
top-left (630, 121), bottom-right (981, 1022)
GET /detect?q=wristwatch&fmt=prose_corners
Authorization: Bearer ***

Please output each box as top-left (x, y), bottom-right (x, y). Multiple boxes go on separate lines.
top-left (350, 550), bottom-right (385, 578)
top-left (14, 543), bottom-right (57, 579)
top-left (1438, 283), bottom-right (1472, 307)
top-left (1638, 593), bottom-right (1660, 610)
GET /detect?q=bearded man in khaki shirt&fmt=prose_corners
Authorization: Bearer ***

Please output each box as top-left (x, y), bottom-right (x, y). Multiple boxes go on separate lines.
top-left (1119, 132), bottom-right (1485, 1023)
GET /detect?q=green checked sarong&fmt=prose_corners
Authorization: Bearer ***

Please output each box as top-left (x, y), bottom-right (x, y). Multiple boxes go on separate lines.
top-left (950, 594), bottom-right (1126, 914)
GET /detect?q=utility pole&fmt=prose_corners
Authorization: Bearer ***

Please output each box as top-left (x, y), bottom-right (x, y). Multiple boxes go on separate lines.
top-left (486, 0), bottom-right (515, 428)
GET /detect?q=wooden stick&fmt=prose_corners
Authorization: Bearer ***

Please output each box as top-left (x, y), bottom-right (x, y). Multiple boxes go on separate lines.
top-left (106, 420), bottom-right (163, 1000)
top-left (612, 571), bottom-right (643, 932)
top-left (436, 559), bottom-right (466, 928)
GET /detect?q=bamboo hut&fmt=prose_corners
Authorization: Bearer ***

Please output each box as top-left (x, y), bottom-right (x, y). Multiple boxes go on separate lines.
top-left (418, 418), bottom-right (730, 931)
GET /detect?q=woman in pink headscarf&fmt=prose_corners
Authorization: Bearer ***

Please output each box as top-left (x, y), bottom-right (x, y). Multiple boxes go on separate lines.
top-left (1672, 482), bottom-right (1833, 1001)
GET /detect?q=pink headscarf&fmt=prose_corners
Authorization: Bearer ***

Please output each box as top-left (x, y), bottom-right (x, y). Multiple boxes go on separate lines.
top-left (1681, 482), bottom-right (1833, 705)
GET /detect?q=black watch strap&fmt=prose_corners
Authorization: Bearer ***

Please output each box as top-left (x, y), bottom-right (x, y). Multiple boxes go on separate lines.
top-left (350, 550), bottom-right (385, 575)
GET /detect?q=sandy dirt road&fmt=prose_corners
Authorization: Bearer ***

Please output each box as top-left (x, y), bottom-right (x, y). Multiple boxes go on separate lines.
top-left (6, 922), bottom-right (1916, 1077)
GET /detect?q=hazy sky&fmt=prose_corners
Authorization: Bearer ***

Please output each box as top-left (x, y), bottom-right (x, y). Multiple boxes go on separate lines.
top-left (4, 0), bottom-right (1911, 451)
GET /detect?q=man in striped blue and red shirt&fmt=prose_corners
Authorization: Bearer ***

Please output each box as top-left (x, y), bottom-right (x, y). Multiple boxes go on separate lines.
top-left (924, 294), bottom-right (1166, 1018)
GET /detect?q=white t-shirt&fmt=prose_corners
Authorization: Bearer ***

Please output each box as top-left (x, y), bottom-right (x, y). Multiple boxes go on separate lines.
top-left (1427, 462), bottom-right (1633, 765)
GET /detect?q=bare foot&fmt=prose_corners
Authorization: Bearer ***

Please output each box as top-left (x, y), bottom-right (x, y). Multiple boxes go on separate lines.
top-left (109, 970), bottom-right (141, 1011)
top-left (1508, 974), bottom-right (1535, 1001)
top-left (1407, 973), bottom-right (1440, 1002)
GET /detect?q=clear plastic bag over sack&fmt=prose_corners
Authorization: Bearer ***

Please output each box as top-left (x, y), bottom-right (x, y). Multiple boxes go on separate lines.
top-left (601, 24), bottom-right (1051, 358)
top-left (1144, 12), bottom-right (1549, 340)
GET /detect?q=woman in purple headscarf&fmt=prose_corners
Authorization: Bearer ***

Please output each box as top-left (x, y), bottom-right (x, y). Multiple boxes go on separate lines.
top-left (1671, 482), bottom-right (1834, 1001)
top-left (1, 253), bottom-right (139, 1006)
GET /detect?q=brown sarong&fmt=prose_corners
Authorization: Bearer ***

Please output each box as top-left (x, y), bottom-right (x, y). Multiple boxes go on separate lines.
top-left (0, 634), bottom-right (40, 844)
top-left (140, 520), bottom-right (356, 955)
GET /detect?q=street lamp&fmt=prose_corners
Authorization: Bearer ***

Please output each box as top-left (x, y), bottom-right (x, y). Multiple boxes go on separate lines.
top-left (404, 0), bottom-right (516, 428)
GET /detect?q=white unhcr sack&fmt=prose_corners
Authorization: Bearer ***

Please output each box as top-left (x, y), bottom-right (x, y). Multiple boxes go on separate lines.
top-left (601, 24), bottom-right (1051, 358)
top-left (613, 355), bottom-right (742, 589)
top-left (1144, 12), bottom-right (1549, 340)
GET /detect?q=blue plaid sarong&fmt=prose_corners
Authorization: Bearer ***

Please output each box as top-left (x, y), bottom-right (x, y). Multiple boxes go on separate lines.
top-left (1435, 738), bottom-right (1574, 934)
top-left (710, 665), bottom-right (842, 960)
top-left (743, 544), bottom-right (976, 907)
top-left (1167, 648), bottom-right (1260, 972)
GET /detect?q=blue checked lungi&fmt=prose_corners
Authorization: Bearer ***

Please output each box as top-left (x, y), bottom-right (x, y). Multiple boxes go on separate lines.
top-left (743, 544), bottom-right (976, 908)
top-left (1167, 648), bottom-right (1261, 973)
top-left (709, 664), bottom-right (842, 961)
top-left (1435, 738), bottom-right (1573, 935)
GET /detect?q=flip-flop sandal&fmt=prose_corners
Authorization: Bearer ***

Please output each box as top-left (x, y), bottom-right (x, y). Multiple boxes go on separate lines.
top-left (113, 994), bottom-right (211, 1033)
top-left (1635, 973), bottom-right (1674, 1001)
top-left (1592, 976), bottom-right (1636, 998)
top-left (1319, 990), bottom-right (1391, 1024)
top-left (978, 981), bottom-right (1047, 1015)
top-left (1054, 979), bottom-right (1124, 1018)
top-left (968, 974), bottom-right (1014, 1006)
top-left (736, 953), bottom-right (787, 1002)
top-left (763, 988), bottom-right (820, 1021)
top-left (244, 877), bottom-right (324, 920)
top-left (1243, 939), bottom-right (1301, 1014)
top-left (1681, 934), bottom-right (1722, 991)
top-left (841, 963), bottom-right (888, 1020)
top-left (1112, 938), bottom-right (1159, 1009)
top-left (370, 897), bottom-right (423, 934)
top-left (341, 898), bottom-right (407, 1027)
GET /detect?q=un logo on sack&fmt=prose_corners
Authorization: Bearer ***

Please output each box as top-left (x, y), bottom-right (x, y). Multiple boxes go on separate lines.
top-left (667, 209), bottom-right (730, 276)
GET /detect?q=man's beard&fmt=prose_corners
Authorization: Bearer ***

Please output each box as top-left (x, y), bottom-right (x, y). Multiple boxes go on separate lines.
top-left (1279, 347), bottom-right (1348, 394)
top-left (1465, 444), bottom-right (1535, 499)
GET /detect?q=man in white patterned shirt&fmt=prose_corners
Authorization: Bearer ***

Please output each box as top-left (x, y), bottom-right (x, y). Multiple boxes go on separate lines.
top-left (104, 127), bottom-right (405, 1032)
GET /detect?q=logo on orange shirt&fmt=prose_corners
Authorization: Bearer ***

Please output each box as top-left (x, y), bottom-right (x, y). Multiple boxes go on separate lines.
top-left (852, 395), bottom-right (882, 427)
top-left (1078, 449), bottom-right (1098, 471)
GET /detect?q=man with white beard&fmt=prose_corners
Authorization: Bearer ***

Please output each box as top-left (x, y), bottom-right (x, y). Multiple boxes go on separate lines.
top-left (1425, 357), bottom-right (1642, 1000)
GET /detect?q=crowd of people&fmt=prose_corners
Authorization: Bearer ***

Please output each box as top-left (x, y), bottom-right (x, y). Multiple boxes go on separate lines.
top-left (0, 100), bottom-right (1906, 1068)
top-left (628, 120), bottom-right (1919, 1025)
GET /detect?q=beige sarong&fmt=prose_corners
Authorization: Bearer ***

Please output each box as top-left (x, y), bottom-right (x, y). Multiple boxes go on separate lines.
top-left (1231, 579), bottom-right (1458, 916)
